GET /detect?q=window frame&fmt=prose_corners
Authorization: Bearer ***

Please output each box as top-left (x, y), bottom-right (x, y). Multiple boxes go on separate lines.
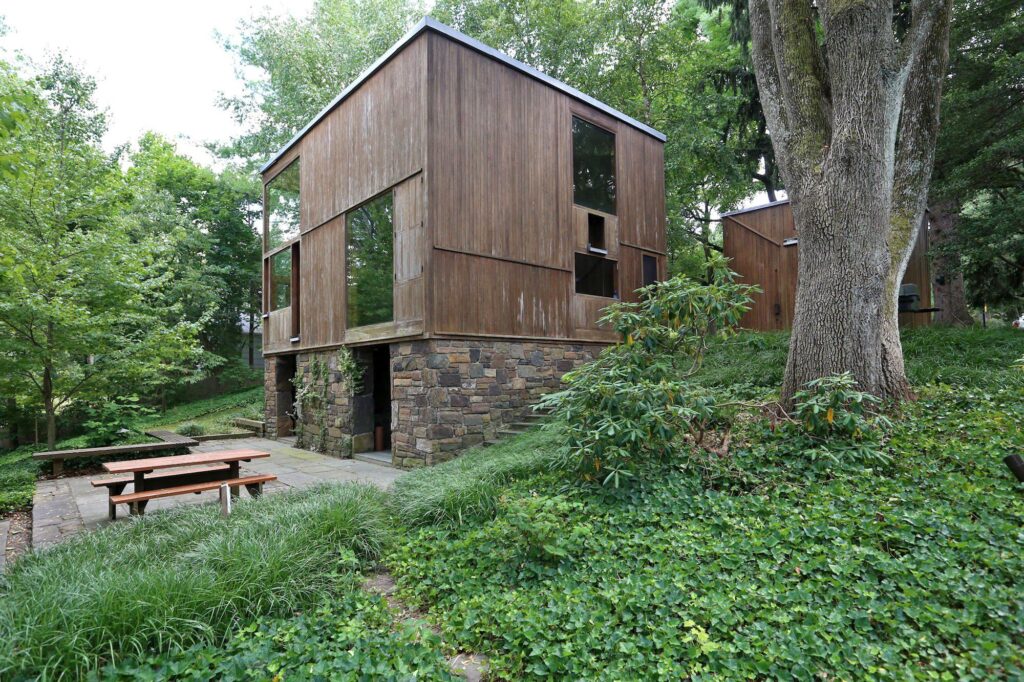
top-left (264, 157), bottom-right (301, 253)
top-left (571, 114), bottom-right (617, 216)
top-left (345, 189), bottom-right (396, 329)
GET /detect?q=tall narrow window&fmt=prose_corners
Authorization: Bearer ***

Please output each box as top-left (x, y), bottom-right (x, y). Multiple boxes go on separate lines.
top-left (642, 254), bottom-right (658, 287)
top-left (572, 117), bottom-right (616, 214)
top-left (270, 249), bottom-right (292, 311)
top-left (266, 159), bottom-right (300, 250)
top-left (347, 192), bottom-right (394, 327)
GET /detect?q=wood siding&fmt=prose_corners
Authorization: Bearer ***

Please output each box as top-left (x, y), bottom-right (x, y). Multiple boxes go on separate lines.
top-left (722, 202), bottom-right (931, 331)
top-left (263, 28), bottom-right (666, 354)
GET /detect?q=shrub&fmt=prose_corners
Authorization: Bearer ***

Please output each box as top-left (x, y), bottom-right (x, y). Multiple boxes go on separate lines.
top-left (783, 372), bottom-right (892, 467)
top-left (0, 483), bottom-right (390, 679)
top-left (82, 397), bottom-right (152, 447)
top-left (174, 421), bottom-right (205, 437)
top-left (539, 255), bottom-right (757, 485)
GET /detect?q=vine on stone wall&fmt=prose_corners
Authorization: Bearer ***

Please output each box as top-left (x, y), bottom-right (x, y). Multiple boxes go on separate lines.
top-left (292, 347), bottom-right (363, 453)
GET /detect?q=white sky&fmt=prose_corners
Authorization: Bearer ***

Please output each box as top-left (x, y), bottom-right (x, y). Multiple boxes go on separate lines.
top-left (0, 0), bottom-right (315, 166)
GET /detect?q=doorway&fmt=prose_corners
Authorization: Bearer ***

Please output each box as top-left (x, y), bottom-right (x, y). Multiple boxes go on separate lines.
top-left (352, 344), bottom-right (392, 453)
top-left (274, 355), bottom-right (297, 437)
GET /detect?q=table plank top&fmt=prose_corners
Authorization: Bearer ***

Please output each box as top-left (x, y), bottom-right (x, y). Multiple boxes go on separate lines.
top-left (103, 449), bottom-right (270, 474)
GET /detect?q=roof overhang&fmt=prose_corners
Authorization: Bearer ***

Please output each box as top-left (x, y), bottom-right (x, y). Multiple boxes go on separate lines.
top-left (719, 199), bottom-right (791, 219)
top-left (258, 16), bottom-right (667, 175)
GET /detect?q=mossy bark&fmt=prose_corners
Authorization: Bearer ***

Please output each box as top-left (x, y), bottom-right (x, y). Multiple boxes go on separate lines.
top-left (749, 0), bottom-right (952, 405)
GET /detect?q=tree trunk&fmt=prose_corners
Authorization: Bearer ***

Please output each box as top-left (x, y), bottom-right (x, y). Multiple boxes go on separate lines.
top-left (43, 364), bottom-right (56, 448)
top-left (748, 0), bottom-right (952, 406)
top-left (929, 200), bottom-right (974, 325)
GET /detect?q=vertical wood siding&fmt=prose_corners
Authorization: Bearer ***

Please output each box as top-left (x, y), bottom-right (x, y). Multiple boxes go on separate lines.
top-left (298, 215), bottom-right (346, 348)
top-left (723, 202), bottom-right (932, 331)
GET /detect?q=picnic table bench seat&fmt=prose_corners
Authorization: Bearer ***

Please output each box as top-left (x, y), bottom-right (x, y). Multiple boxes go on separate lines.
top-left (110, 474), bottom-right (276, 516)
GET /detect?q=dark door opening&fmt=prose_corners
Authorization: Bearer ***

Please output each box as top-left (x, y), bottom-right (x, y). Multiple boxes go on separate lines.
top-left (275, 355), bottom-right (297, 437)
top-left (352, 344), bottom-right (392, 453)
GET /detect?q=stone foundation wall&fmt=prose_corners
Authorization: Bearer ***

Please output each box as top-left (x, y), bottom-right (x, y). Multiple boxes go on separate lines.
top-left (390, 339), bottom-right (602, 468)
top-left (265, 338), bottom-right (604, 468)
top-left (292, 350), bottom-right (355, 457)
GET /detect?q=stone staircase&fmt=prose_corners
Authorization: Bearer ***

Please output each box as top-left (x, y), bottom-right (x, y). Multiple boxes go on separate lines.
top-left (482, 406), bottom-right (553, 447)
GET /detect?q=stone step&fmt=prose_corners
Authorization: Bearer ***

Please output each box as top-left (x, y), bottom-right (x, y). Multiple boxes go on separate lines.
top-left (353, 451), bottom-right (395, 468)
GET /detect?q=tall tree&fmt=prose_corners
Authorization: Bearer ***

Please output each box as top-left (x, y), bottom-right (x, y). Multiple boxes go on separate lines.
top-left (218, 0), bottom-right (425, 167)
top-left (0, 57), bottom-right (200, 446)
top-left (928, 0), bottom-right (1023, 324)
top-left (747, 0), bottom-right (953, 403)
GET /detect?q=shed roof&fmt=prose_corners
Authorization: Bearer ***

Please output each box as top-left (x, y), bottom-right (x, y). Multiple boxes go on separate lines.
top-left (719, 199), bottom-right (791, 219)
top-left (259, 16), bottom-right (667, 174)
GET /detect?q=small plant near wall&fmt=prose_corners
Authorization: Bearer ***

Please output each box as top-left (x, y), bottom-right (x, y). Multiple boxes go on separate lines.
top-left (539, 254), bottom-right (758, 485)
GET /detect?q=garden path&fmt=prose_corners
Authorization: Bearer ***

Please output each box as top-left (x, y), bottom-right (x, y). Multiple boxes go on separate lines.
top-left (30, 437), bottom-right (403, 549)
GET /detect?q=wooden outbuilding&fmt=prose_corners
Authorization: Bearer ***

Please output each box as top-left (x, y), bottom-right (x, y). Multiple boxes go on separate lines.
top-left (260, 18), bottom-right (666, 467)
top-left (721, 200), bottom-right (933, 331)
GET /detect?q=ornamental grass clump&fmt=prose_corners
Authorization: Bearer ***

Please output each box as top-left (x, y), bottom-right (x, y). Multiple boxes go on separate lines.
top-left (539, 255), bottom-right (758, 485)
top-left (0, 483), bottom-right (389, 680)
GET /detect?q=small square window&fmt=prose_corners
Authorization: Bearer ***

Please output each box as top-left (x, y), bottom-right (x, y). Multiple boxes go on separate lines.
top-left (575, 253), bottom-right (618, 298)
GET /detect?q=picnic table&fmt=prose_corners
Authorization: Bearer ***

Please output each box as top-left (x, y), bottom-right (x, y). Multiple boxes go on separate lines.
top-left (93, 449), bottom-right (276, 519)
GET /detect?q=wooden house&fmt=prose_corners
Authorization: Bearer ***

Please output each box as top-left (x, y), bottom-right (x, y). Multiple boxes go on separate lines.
top-left (260, 18), bottom-right (666, 467)
top-left (721, 200), bottom-right (933, 331)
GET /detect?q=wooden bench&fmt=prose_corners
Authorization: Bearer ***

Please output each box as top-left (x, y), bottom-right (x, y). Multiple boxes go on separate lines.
top-left (111, 475), bottom-right (276, 517)
top-left (97, 449), bottom-right (274, 519)
top-left (35, 430), bottom-right (198, 475)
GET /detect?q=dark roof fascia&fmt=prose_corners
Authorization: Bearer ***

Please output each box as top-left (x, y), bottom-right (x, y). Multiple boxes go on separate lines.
top-left (719, 199), bottom-right (791, 219)
top-left (258, 16), bottom-right (666, 175)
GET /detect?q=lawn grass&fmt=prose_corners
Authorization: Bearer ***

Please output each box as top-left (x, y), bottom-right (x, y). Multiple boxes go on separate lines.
top-left (137, 386), bottom-right (264, 435)
top-left (0, 483), bottom-right (389, 679)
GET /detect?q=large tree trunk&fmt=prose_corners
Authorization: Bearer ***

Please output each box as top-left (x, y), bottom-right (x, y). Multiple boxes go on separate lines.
top-left (929, 200), bottom-right (974, 325)
top-left (43, 364), bottom-right (56, 448)
top-left (749, 0), bottom-right (952, 405)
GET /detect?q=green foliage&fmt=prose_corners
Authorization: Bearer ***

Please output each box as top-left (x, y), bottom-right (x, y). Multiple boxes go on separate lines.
top-left (539, 257), bottom-right (757, 485)
top-left (139, 387), bottom-right (264, 435)
top-left (0, 484), bottom-right (390, 679)
top-left (174, 422), bottom-right (205, 438)
top-left (388, 379), bottom-right (1024, 680)
top-left (98, 593), bottom-right (455, 682)
top-left (0, 445), bottom-right (41, 514)
top-left (390, 427), bottom-right (557, 527)
top-left (82, 397), bottom-right (153, 448)
top-left (784, 372), bottom-right (892, 467)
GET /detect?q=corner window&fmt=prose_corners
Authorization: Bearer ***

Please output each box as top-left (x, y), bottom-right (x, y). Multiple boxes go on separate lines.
top-left (347, 192), bottom-right (394, 328)
top-left (572, 116), bottom-right (616, 214)
top-left (642, 255), bottom-right (658, 287)
top-left (270, 249), bottom-right (292, 311)
top-left (575, 253), bottom-right (618, 298)
top-left (266, 158), bottom-right (300, 250)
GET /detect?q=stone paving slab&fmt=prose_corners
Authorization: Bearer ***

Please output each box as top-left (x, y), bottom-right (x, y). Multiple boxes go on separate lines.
top-left (0, 519), bottom-right (8, 571)
top-left (31, 437), bottom-right (404, 548)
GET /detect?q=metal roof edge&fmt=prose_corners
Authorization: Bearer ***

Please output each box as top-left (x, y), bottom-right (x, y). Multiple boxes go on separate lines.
top-left (720, 198), bottom-right (791, 219)
top-left (258, 16), bottom-right (666, 175)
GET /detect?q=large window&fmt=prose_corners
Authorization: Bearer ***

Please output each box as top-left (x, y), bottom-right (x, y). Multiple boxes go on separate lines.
top-left (270, 248), bottom-right (292, 311)
top-left (575, 253), bottom-right (618, 298)
top-left (266, 158), bottom-right (300, 250)
top-left (346, 192), bottom-right (394, 328)
top-left (572, 116), bottom-right (616, 214)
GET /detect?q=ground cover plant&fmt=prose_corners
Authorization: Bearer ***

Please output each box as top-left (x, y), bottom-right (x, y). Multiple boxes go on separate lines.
top-left (386, 329), bottom-right (1024, 680)
top-left (0, 446), bottom-right (41, 515)
top-left (0, 483), bottom-right (389, 679)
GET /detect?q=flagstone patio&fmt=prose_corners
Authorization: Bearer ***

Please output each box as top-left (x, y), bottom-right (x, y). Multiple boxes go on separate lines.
top-left (30, 437), bottom-right (403, 549)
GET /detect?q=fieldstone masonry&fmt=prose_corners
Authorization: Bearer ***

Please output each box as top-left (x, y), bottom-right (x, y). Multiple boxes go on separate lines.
top-left (265, 338), bottom-right (603, 469)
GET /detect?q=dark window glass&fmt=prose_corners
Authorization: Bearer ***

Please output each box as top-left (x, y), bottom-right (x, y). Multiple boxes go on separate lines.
top-left (270, 249), bottom-right (291, 311)
top-left (572, 117), bottom-right (616, 214)
top-left (347, 192), bottom-right (394, 328)
top-left (642, 254), bottom-right (658, 287)
top-left (575, 253), bottom-right (618, 298)
top-left (266, 159), bottom-right (300, 250)
top-left (588, 213), bottom-right (606, 250)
